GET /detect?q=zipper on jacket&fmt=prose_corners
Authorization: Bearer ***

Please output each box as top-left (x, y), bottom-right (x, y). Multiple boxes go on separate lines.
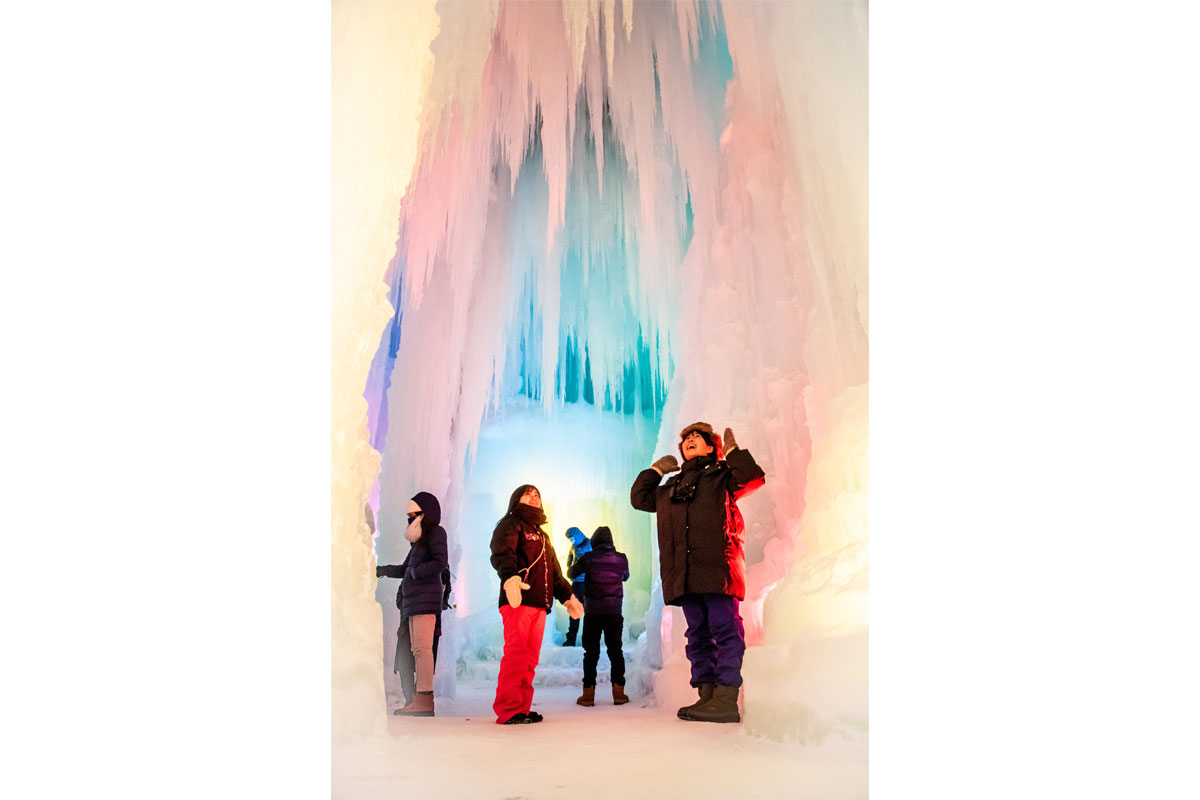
top-left (544, 533), bottom-right (551, 609)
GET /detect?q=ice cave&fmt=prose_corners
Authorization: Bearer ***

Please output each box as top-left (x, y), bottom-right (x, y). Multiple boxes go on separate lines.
top-left (332, 1), bottom-right (867, 795)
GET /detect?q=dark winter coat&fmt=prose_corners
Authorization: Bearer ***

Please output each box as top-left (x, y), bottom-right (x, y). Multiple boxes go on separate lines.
top-left (565, 526), bottom-right (591, 587)
top-left (377, 492), bottom-right (450, 620)
top-left (490, 485), bottom-right (573, 614)
top-left (567, 526), bottom-right (629, 615)
top-left (630, 447), bottom-right (765, 605)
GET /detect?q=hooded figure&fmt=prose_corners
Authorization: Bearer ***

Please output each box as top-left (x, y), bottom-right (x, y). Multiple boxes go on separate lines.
top-left (631, 422), bottom-right (765, 724)
top-left (567, 525), bottom-right (631, 706)
top-left (374, 491), bottom-right (450, 717)
top-left (488, 484), bottom-right (583, 724)
top-left (565, 527), bottom-right (592, 578)
top-left (569, 526), bottom-right (628, 616)
top-left (561, 526), bottom-right (592, 646)
top-left (393, 492), bottom-right (449, 619)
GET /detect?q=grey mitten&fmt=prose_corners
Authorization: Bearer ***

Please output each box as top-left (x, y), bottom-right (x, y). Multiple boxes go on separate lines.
top-left (652, 455), bottom-right (681, 475)
top-left (723, 427), bottom-right (737, 453)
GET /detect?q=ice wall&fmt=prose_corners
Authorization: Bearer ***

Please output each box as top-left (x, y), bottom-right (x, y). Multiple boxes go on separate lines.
top-left (331, 0), bottom-right (439, 741)
top-left (365, 0), bottom-right (727, 693)
top-left (345, 0), bottom-right (868, 741)
top-left (718, 1), bottom-right (869, 741)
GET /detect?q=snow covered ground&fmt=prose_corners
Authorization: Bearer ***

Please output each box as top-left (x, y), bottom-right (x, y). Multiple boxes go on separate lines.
top-left (334, 648), bottom-right (868, 800)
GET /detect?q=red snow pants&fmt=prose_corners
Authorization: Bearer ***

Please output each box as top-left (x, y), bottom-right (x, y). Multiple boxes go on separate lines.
top-left (493, 604), bottom-right (546, 723)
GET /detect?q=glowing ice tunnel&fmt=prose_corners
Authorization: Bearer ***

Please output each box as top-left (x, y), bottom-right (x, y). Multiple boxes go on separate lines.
top-left (333, 0), bottom-right (868, 746)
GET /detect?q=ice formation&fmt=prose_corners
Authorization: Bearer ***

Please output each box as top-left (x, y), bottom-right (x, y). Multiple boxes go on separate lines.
top-left (331, 0), bottom-right (440, 738)
top-left (335, 0), bottom-right (868, 748)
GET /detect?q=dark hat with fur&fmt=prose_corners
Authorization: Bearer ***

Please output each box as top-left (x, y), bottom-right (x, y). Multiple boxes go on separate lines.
top-left (678, 421), bottom-right (721, 459)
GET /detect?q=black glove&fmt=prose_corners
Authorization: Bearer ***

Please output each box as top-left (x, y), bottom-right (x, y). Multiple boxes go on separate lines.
top-left (375, 566), bottom-right (385, 578)
top-left (652, 455), bottom-right (681, 475)
top-left (723, 427), bottom-right (737, 453)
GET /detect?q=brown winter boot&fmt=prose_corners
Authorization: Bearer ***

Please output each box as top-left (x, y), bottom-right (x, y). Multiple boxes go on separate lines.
top-left (612, 685), bottom-right (629, 705)
top-left (676, 683), bottom-right (715, 719)
top-left (576, 686), bottom-right (595, 706)
top-left (680, 684), bottom-right (740, 723)
top-left (396, 691), bottom-right (434, 717)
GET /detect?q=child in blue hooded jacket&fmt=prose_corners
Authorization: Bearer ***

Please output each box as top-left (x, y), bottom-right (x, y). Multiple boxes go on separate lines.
top-left (561, 527), bottom-right (591, 646)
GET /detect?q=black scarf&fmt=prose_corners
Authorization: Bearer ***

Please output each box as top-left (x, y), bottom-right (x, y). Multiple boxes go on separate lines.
top-left (670, 453), bottom-right (716, 502)
top-left (511, 502), bottom-right (548, 528)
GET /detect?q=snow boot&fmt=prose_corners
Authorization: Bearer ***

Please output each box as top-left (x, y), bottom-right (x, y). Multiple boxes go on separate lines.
top-left (526, 710), bottom-right (544, 723)
top-left (676, 683), bottom-right (715, 719)
top-left (396, 690), bottom-right (434, 717)
top-left (612, 685), bottom-right (629, 705)
top-left (681, 684), bottom-right (740, 723)
top-left (576, 686), bottom-right (595, 706)
top-left (502, 712), bottom-right (532, 724)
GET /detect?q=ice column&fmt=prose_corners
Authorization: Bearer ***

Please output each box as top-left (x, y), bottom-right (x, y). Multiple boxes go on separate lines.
top-left (331, 0), bottom-right (439, 741)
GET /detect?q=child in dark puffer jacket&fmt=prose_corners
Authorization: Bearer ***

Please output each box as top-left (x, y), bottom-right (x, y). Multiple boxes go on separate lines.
top-left (567, 526), bottom-right (630, 706)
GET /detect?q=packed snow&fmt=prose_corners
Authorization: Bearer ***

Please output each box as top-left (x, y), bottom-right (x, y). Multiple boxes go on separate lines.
top-left (336, 677), bottom-right (867, 800)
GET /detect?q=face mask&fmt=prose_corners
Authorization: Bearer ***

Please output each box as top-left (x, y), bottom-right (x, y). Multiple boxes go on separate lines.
top-left (404, 515), bottom-right (422, 542)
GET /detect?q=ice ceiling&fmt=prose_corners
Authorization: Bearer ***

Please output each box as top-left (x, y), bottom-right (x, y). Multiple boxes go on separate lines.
top-left (333, 0), bottom-right (867, 743)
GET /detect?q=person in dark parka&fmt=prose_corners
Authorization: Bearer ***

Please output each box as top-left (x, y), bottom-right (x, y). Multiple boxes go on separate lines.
top-left (373, 502), bottom-right (437, 710)
top-left (562, 526), bottom-right (591, 646)
top-left (630, 422), bottom-right (765, 724)
top-left (374, 491), bottom-right (449, 717)
top-left (568, 525), bottom-right (630, 706)
top-left (489, 484), bottom-right (584, 724)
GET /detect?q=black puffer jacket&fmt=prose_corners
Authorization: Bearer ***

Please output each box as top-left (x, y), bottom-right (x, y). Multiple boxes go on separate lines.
top-left (630, 447), bottom-right (765, 605)
top-left (490, 485), bottom-right (573, 614)
top-left (568, 526), bottom-right (629, 615)
top-left (377, 492), bottom-right (449, 620)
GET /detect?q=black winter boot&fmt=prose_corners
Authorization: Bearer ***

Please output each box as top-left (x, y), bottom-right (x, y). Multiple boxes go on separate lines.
top-left (680, 684), bottom-right (740, 723)
top-left (676, 683), bottom-right (715, 719)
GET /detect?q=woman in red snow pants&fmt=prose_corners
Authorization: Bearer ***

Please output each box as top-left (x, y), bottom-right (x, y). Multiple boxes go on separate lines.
top-left (488, 483), bottom-right (583, 724)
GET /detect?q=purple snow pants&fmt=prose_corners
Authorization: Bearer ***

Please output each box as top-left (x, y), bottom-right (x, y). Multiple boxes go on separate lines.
top-left (678, 593), bottom-right (745, 688)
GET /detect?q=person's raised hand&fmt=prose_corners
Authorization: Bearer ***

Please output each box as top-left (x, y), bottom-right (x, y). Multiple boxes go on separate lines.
top-left (652, 455), bottom-right (680, 475)
top-left (723, 427), bottom-right (737, 454)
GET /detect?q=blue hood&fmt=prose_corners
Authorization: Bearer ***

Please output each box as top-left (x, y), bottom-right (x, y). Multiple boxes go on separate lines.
top-left (566, 526), bottom-right (591, 553)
